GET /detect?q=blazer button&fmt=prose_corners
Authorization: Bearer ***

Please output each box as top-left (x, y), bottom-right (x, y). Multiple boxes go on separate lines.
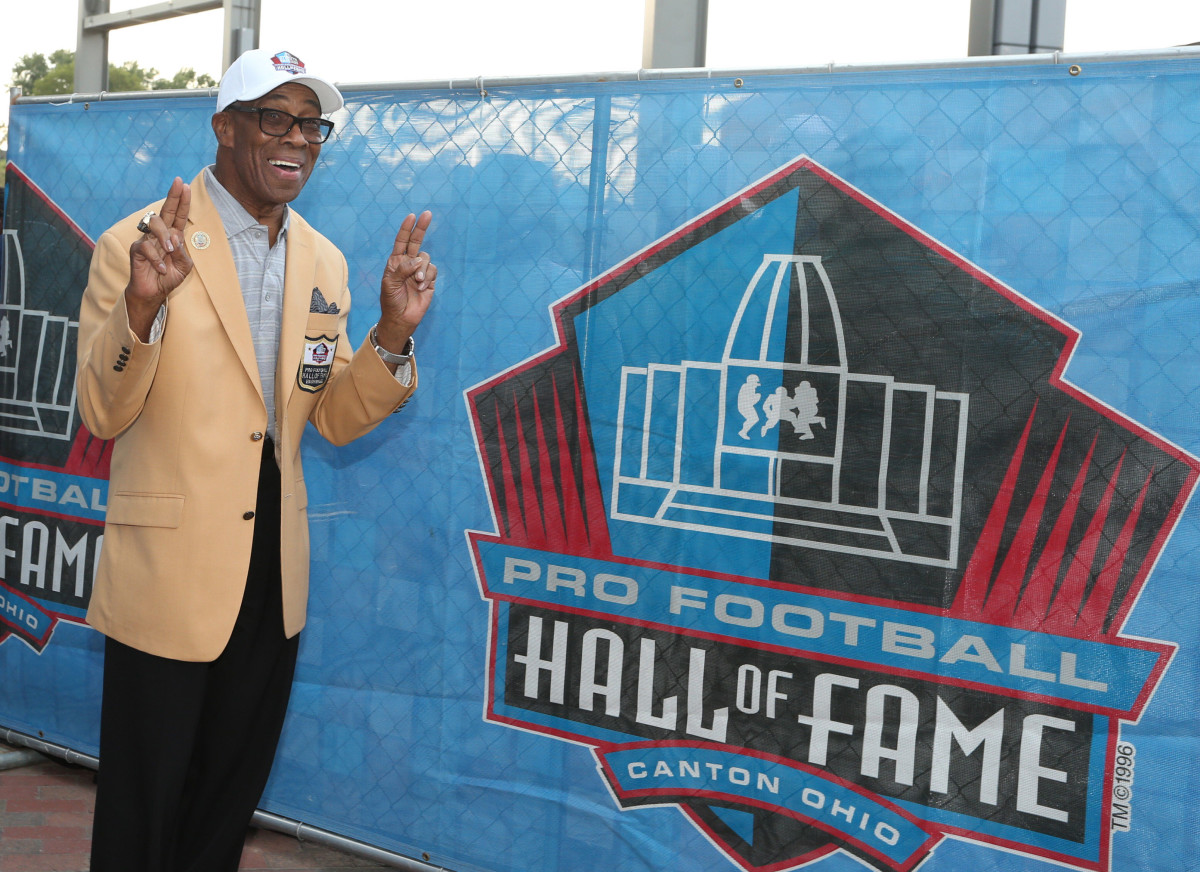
top-left (251, 432), bottom-right (264, 441)
top-left (243, 511), bottom-right (255, 520)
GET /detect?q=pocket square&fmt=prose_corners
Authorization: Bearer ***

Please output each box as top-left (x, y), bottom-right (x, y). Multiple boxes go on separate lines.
top-left (310, 287), bottom-right (339, 314)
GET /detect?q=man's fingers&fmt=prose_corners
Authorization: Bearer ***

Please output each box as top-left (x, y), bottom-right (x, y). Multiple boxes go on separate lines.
top-left (144, 214), bottom-right (176, 257)
top-left (382, 211), bottom-right (436, 317)
top-left (390, 210), bottom-right (433, 259)
top-left (133, 233), bottom-right (163, 264)
top-left (409, 252), bottom-right (430, 283)
top-left (159, 177), bottom-right (183, 226)
top-left (390, 213), bottom-right (416, 256)
top-left (133, 238), bottom-right (170, 275)
top-left (159, 178), bottom-right (180, 223)
top-left (387, 252), bottom-right (431, 288)
top-left (172, 181), bottom-right (191, 231)
top-left (411, 254), bottom-right (435, 289)
top-left (169, 235), bottom-right (193, 274)
top-left (157, 178), bottom-right (191, 233)
top-left (133, 227), bottom-right (185, 276)
top-left (405, 210), bottom-right (432, 257)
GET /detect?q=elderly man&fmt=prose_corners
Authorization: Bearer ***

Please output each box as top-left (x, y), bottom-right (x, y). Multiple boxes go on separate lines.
top-left (75, 49), bottom-right (435, 871)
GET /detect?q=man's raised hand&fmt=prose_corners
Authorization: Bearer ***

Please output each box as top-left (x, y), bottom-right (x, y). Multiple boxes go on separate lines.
top-left (126, 177), bottom-right (193, 340)
top-left (376, 211), bottom-right (437, 354)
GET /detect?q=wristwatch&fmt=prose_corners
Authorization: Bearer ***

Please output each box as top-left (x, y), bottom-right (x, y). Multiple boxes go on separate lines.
top-left (371, 324), bottom-right (414, 365)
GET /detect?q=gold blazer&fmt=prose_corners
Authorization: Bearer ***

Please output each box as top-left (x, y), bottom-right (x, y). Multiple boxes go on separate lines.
top-left (76, 171), bottom-right (415, 661)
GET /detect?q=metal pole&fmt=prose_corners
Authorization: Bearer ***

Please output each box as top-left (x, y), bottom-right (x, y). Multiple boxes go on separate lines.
top-left (583, 93), bottom-right (613, 281)
top-left (974, 0), bottom-right (1065, 56)
top-left (222, 0), bottom-right (261, 70)
top-left (642, 0), bottom-right (709, 69)
top-left (75, 0), bottom-right (110, 93)
top-left (75, 0), bottom-right (227, 89)
top-left (968, 0), bottom-right (997, 57)
top-left (0, 748), bottom-right (44, 770)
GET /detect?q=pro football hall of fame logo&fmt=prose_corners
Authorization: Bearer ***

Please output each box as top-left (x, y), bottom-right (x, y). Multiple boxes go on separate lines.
top-left (467, 156), bottom-right (1198, 872)
top-left (0, 165), bottom-right (109, 653)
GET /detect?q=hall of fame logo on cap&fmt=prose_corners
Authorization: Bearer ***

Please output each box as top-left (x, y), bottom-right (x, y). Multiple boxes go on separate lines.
top-left (271, 51), bottom-right (306, 74)
top-left (465, 156), bottom-right (1199, 872)
top-left (297, 334), bottom-right (336, 392)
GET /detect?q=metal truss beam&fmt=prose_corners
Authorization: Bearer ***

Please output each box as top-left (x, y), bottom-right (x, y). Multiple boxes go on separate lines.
top-left (82, 0), bottom-right (222, 32)
top-left (74, 0), bottom-right (259, 92)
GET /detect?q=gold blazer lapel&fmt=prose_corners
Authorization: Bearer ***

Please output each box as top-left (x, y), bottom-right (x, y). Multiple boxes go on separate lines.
top-left (277, 216), bottom-right (317, 419)
top-left (185, 172), bottom-right (263, 398)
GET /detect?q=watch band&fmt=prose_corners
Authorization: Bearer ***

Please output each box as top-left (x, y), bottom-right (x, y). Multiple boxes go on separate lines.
top-left (371, 324), bottom-right (414, 365)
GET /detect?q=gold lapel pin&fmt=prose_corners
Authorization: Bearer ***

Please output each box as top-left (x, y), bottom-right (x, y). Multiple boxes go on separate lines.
top-left (190, 231), bottom-right (211, 250)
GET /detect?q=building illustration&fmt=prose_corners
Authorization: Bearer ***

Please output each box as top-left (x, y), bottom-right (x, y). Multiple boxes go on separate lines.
top-left (611, 253), bottom-right (970, 568)
top-left (0, 229), bottom-right (79, 442)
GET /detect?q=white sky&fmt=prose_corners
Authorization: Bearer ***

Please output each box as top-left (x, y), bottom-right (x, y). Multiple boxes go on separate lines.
top-left (3, 0), bottom-right (1200, 132)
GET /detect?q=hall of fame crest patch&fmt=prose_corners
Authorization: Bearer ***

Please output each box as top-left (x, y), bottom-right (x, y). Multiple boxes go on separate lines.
top-left (298, 334), bottom-right (337, 392)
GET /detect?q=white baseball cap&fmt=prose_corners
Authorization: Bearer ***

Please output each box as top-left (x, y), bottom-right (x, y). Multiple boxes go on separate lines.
top-left (216, 49), bottom-right (343, 114)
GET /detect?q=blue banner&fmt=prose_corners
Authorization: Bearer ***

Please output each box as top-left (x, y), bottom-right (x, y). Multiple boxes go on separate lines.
top-left (4, 55), bottom-right (1200, 872)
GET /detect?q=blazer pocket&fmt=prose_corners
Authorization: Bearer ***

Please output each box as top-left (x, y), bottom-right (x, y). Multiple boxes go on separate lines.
top-left (305, 312), bottom-right (340, 336)
top-left (105, 492), bottom-right (185, 528)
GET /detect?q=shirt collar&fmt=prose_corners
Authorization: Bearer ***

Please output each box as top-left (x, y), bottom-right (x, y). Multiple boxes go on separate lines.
top-left (203, 165), bottom-right (290, 242)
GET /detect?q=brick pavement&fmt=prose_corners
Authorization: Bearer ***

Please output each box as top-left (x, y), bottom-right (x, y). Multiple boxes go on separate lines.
top-left (0, 744), bottom-right (395, 872)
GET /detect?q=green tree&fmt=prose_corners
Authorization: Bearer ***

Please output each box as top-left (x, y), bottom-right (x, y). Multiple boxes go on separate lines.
top-left (153, 68), bottom-right (217, 90)
top-left (11, 51), bottom-right (215, 96)
top-left (108, 59), bottom-right (158, 92)
top-left (11, 52), bottom-right (49, 92)
top-left (32, 60), bottom-right (73, 96)
top-left (13, 50), bottom-right (74, 95)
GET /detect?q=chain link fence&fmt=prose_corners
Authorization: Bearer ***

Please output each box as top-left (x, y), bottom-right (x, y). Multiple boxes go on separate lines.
top-left (3, 51), bottom-right (1200, 872)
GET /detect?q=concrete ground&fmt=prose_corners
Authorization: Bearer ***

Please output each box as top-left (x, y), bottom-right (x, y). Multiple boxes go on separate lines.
top-left (0, 743), bottom-right (396, 872)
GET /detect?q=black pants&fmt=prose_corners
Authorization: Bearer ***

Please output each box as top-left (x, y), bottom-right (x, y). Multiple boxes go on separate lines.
top-left (90, 439), bottom-right (298, 872)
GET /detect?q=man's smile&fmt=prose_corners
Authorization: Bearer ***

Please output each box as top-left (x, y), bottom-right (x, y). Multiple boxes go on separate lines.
top-left (267, 157), bottom-right (304, 178)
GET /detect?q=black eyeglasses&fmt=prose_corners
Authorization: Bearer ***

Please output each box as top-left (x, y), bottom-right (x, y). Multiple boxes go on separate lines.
top-left (228, 105), bottom-right (335, 144)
